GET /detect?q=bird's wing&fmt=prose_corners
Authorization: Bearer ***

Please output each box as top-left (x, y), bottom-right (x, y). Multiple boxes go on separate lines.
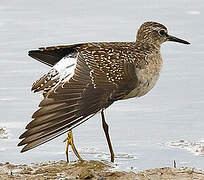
top-left (18, 43), bottom-right (138, 152)
top-left (31, 50), bottom-right (79, 97)
top-left (28, 44), bottom-right (83, 66)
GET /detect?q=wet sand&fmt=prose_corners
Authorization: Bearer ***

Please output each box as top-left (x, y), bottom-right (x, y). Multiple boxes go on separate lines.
top-left (0, 160), bottom-right (204, 180)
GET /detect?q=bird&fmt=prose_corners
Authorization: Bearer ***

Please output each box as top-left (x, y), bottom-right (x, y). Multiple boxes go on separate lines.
top-left (18, 21), bottom-right (190, 163)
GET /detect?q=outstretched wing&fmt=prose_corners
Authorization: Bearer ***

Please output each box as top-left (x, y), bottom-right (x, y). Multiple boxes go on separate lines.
top-left (31, 51), bottom-right (79, 97)
top-left (18, 43), bottom-right (138, 152)
top-left (28, 44), bottom-right (83, 66)
top-left (19, 55), bottom-right (114, 152)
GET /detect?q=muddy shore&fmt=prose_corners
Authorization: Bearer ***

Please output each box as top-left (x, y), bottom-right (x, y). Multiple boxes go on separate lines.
top-left (0, 160), bottom-right (204, 180)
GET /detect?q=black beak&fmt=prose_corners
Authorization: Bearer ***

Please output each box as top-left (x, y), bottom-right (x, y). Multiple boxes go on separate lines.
top-left (167, 35), bottom-right (190, 45)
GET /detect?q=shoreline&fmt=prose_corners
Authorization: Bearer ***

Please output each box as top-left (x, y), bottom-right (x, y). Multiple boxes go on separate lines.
top-left (1, 160), bottom-right (204, 180)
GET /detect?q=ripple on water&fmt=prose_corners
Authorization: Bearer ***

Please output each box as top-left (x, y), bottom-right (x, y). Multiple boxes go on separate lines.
top-left (0, 127), bottom-right (9, 152)
top-left (166, 140), bottom-right (204, 156)
top-left (0, 127), bottom-right (9, 140)
top-left (77, 147), bottom-right (137, 160)
top-left (186, 10), bottom-right (200, 15)
top-left (56, 147), bottom-right (137, 161)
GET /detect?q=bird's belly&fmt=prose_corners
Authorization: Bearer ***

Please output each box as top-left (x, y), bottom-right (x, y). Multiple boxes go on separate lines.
top-left (123, 74), bottom-right (159, 99)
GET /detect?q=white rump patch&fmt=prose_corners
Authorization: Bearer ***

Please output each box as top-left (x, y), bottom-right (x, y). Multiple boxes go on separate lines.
top-left (54, 54), bottom-right (78, 83)
top-left (37, 53), bottom-right (78, 93)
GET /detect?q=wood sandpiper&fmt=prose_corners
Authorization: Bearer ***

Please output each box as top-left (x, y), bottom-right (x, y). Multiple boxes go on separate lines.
top-left (18, 21), bottom-right (190, 163)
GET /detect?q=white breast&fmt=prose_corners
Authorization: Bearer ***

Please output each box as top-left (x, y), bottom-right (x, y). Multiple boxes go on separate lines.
top-left (123, 67), bottom-right (160, 99)
top-left (124, 75), bottom-right (159, 99)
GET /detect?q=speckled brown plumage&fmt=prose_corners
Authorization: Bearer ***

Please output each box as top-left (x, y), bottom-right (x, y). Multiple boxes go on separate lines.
top-left (18, 21), bottom-right (190, 153)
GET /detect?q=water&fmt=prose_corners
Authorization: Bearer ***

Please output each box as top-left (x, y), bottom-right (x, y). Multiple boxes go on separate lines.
top-left (0, 0), bottom-right (204, 171)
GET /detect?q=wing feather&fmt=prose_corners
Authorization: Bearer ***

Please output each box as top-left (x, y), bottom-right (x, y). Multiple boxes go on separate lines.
top-left (18, 54), bottom-right (114, 152)
top-left (19, 43), bottom-right (139, 152)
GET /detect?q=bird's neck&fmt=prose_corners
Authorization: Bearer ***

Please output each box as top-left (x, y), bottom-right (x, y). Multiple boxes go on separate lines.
top-left (135, 40), bottom-right (161, 53)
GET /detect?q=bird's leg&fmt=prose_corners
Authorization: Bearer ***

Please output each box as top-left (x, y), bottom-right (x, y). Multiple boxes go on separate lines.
top-left (64, 132), bottom-right (70, 163)
top-left (101, 110), bottom-right (115, 162)
top-left (63, 130), bottom-right (83, 163)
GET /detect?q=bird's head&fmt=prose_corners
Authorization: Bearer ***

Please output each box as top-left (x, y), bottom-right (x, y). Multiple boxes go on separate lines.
top-left (136, 21), bottom-right (190, 47)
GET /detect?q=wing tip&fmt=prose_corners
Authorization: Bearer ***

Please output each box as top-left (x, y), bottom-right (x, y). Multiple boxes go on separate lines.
top-left (28, 49), bottom-right (55, 67)
top-left (18, 139), bottom-right (25, 147)
top-left (18, 144), bottom-right (30, 153)
top-left (19, 133), bottom-right (26, 140)
top-left (28, 50), bottom-right (39, 58)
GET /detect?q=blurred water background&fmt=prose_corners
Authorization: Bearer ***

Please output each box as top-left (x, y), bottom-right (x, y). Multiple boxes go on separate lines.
top-left (0, 0), bottom-right (204, 171)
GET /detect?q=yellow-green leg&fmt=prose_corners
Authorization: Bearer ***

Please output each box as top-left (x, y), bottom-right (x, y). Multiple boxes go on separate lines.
top-left (63, 130), bottom-right (83, 163)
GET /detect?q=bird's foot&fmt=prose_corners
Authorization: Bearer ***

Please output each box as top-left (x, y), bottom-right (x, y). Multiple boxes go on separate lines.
top-left (63, 130), bottom-right (83, 163)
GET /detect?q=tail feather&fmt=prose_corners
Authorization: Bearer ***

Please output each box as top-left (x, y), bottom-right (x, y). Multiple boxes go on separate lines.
top-left (28, 44), bottom-right (82, 66)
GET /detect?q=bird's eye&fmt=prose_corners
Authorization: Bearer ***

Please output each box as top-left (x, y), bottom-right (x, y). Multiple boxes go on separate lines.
top-left (158, 29), bottom-right (166, 36)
